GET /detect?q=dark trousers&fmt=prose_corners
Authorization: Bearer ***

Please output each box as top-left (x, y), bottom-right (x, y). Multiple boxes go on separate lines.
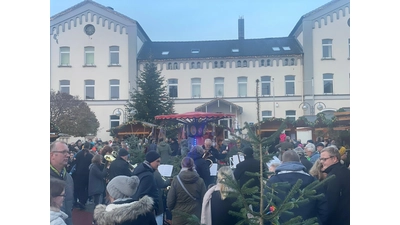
top-left (75, 179), bottom-right (89, 205)
top-left (92, 194), bottom-right (103, 206)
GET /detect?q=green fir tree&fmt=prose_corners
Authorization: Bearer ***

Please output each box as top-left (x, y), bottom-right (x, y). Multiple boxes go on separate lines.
top-left (126, 60), bottom-right (175, 124)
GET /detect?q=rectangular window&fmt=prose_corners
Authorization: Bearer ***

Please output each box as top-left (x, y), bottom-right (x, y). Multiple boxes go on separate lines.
top-left (238, 77), bottom-right (247, 97)
top-left (191, 49), bottom-right (200, 54)
top-left (162, 51), bottom-right (169, 55)
top-left (110, 79), bottom-right (120, 99)
top-left (261, 76), bottom-right (271, 96)
top-left (110, 115), bottom-right (120, 128)
top-left (262, 111), bottom-right (272, 119)
top-left (191, 78), bottom-right (201, 98)
top-left (323, 73), bottom-right (334, 94)
top-left (272, 47), bottom-right (280, 51)
top-left (232, 49), bottom-right (239, 53)
top-left (168, 79), bottom-right (178, 98)
top-left (109, 46), bottom-right (119, 65)
top-left (285, 75), bottom-right (295, 95)
top-left (215, 77), bottom-right (224, 97)
top-left (322, 39), bottom-right (332, 58)
top-left (59, 80), bottom-right (70, 94)
top-left (84, 46), bottom-right (95, 65)
top-left (282, 46), bottom-right (291, 51)
top-left (59, 47), bottom-right (70, 66)
top-left (286, 110), bottom-right (296, 122)
top-left (85, 80), bottom-right (95, 100)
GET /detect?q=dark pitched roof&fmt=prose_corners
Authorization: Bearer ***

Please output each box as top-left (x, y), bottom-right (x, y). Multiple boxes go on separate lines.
top-left (137, 37), bottom-right (302, 60)
top-left (289, 0), bottom-right (344, 37)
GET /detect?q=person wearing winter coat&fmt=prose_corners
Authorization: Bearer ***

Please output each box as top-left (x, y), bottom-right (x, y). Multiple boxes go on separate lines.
top-left (88, 154), bottom-right (108, 205)
top-left (154, 169), bottom-right (172, 225)
top-left (50, 141), bottom-right (74, 225)
top-left (201, 166), bottom-right (242, 225)
top-left (167, 157), bottom-right (207, 225)
top-left (157, 138), bottom-right (172, 164)
top-left (132, 151), bottom-right (161, 216)
top-left (73, 142), bottom-right (93, 209)
top-left (108, 148), bottom-right (133, 181)
top-left (50, 178), bottom-right (68, 225)
top-left (187, 145), bottom-right (213, 188)
top-left (180, 139), bottom-right (190, 157)
top-left (320, 146), bottom-right (350, 225)
top-left (265, 150), bottom-right (329, 225)
top-left (93, 175), bottom-right (157, 225)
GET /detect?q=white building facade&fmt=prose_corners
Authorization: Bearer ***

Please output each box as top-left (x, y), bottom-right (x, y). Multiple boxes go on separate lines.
top-left (50, 0), bottom-right (350, 141)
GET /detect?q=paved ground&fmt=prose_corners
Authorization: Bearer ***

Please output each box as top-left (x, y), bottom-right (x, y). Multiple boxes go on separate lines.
top-left (71, 202), bottom-right (95, 225)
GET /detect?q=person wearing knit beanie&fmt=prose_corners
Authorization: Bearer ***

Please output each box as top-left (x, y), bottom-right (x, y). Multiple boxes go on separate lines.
top-left (146, 151), bottom-right (161, 163)
top-left (106, 175), bottom-right (140, 200)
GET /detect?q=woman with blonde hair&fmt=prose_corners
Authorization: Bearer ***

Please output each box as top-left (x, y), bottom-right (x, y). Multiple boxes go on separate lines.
top-left (201, 166), bottom-right (241, 225)
top-left (309, 159), bottom-right (327, 181)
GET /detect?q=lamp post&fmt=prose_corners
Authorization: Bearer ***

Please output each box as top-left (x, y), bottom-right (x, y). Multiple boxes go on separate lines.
top-left (299, 101), bottom-right (326, 115)
top-left (112, 108), bottom-right (137, 123)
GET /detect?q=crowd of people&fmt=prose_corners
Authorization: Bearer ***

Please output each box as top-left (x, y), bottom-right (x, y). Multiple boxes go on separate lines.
top-left (50, 135), bottom-right (350, 225)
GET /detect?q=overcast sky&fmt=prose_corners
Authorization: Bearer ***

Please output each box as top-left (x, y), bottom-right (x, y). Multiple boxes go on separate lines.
top-left (50, 0), bottom-right (332, 41)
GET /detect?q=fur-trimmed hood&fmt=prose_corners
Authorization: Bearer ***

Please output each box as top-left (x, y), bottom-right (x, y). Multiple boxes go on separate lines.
top-left (93, 196), bottom-right (154, 225)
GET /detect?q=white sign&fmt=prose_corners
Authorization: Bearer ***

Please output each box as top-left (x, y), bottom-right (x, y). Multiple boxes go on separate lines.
top-left (210, 163), bottom-right (218, 176)
top-left (229, 154), bottom-right (245, 169)
top-left (158, 164), bottom-right (174, 177)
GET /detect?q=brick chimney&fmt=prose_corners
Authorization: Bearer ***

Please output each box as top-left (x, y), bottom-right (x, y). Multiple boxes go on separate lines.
top-left (238, 17), bottom-right (244, 40)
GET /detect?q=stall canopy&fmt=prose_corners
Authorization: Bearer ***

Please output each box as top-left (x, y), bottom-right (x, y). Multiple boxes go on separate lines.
top-left (155, 111), bottom-right (235, 124)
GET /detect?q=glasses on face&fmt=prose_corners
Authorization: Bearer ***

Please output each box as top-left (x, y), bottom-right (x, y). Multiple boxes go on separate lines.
top-left (58, 194), bottom-right (66, 197)
top-left (319, 156), bottom-right (334, 162)
top-left (52, 150), bottom-right (69, 155)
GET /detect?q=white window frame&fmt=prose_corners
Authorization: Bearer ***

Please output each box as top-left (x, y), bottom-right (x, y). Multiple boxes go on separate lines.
top-left (290, 58), bottom-right (295, 66)
top-left (84, 80), bottom-right (95, 100)
top-left (243, 60), bottom-right (247, 67)
top-left (237, 77), bottom-right (247, 97)
top-left (284, 59), bottom-right (289, 66)
top-left (285, 75), bottom-right (295, 95)
top-left (323, 73), bottom-right (334, 94)
top-left (261, 76), bottom-right (271, 96)
top-left (110, 79), bottom-right (120, 100)
top-left (168, 63), bottom-right (172, 70)
top-left (267, 59), bottom-right (271, 66)
top-left (59, 80), bottom-right (70, 94)
top-left (109, 46), bottom-right (119, 65)
top-left (59, 47), bottom-right (70, 66)
top-left (286, 110), bottom-right (296, 122)
top-left (191, 78), bottom-right (201, 98)
top-left (262, 110), bottom-right (272, 119)
top-left (168, 79), bottom-right (178, 98)
top-left (218, 119), bottom-right (232, 139)
top-left (322, 39), bottom-right (333, 59)
top-left (173, 62), bottom-right (178, 70)
top-left (84, 46), bottom-right (95, 65)
top-left (110, 115), bottom-right (120, 128)
top-left (191, 62), bottom-right (196, 69)
top-left (214, 77), bottom-right (224, 97)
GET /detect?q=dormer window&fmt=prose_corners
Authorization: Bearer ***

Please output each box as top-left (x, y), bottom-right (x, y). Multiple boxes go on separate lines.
top-left (282, 46), bottom-right (291, 51)
top-left (272, 47), bottom-right (280, 51)
top-left (162, 51), bottom-right (169, 55)
top-left (232, 49), bottom-right (239, 53)
top-left (191, 49), bottom-right (200, 54)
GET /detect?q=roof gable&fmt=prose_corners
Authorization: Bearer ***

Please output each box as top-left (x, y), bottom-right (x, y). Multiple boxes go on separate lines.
top-left (289, 0), bottom-right (350, 37)
top-left (138, 37), bottom-right (302, 60)
top-left (195, 98), bottom-right (243, 114)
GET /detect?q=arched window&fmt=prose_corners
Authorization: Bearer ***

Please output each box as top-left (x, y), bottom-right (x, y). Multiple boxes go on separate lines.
top-left (197, 62), bottom-right (201, 68)
top-left (261, 59), bottom-right (265, 67)
top-left (173, 62), bottom-right (178, 69)
top-left (237, 60), bottom-right (241, 67)
top-left (284, 59), bottom-right (289, 66)
top-left (168, 63), bottom-right (172, 70)
top-left (266, 59), bottom-right (271, 66)
top-left (243, 60), bottom-right (247, 67)
top-left (191, 62), bottom-right (195, 69)
top-left (214, 61), bottom-right (218, 68)
top-left (290, 58), bottom-right (295, 66)
top-left (220, 61), bottom-right (224, 68)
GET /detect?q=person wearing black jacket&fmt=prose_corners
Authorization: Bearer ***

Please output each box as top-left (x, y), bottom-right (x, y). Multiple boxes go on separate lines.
top-left (202, 138), bottom-right (228, 163)
top-left (73, 142), bottom-right (93, 209)
top-left (132, 151), bottom-right (161, 217)
top-left (187, 145), bottom-right (213, 188)
top-left (320, 146), bottom-right (350, 225)
top-left (108, 148), bottom-right (133, 181)
top-left (266, 150), bottom-right (329, 225)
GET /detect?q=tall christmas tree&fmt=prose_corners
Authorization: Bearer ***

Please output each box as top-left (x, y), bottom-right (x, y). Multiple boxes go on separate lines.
top-left (126, 60), bottom-right (175, 124)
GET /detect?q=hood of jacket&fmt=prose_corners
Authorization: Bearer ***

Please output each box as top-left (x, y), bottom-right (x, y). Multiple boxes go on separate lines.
top-left (178, 169), bottom-right (200, 184)
top-left (187, 151), bottom-right (202, 160)
top-left (50, 207), bottom-right (68, 223)
top-left (275, 161), bottom-right (306, 174)
top-left (133, 161), bottom-right (154, 176)
top-left (93, 196), bottom-right (154, 225)
top-left (158, 142), bottom-right (169, 147)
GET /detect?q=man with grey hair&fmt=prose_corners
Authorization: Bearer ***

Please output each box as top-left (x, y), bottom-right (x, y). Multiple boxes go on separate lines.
top-left (294, 147), bottom-right (313, 173)
top-left (50, 141), bottom-right (74, 225)
top-left (202, 138), bottom-right (227, 163)
top-left (305, 143), bottom-right (319, 164)
top-left (320, 146), bottom-right (350, 225)
top-left (266, 150), bottom-right (328, 224)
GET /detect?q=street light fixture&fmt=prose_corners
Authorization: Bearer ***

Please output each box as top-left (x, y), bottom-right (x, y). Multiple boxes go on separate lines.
top-left (299, 101), bottom-right (326, 115)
